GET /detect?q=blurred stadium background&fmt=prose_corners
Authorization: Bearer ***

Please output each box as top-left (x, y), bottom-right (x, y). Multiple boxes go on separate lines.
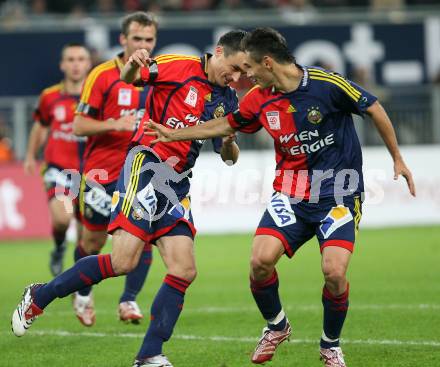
top-left (0, 1), bottom-right (439, 366)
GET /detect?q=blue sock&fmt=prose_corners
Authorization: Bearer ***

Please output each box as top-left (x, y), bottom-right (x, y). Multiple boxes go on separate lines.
top-left (74, 244), bottom-right (98, 296)
top-left (120, 244), bottom-right (152, 303)
top-left (251, 270), bottom-right (286, 331)
top-left (320, 284), bottom-right (349, 349)
top-left (33, 254), bottom-right (116, 309)
top-left (52, 228), bottom-right (66, 249)
top-left (137, 274), bottom-right (191, 359)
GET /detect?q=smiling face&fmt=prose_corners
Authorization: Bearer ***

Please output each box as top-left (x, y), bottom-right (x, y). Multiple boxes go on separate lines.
top-left (210, 46), bottom-right (247, 87)
top-left (242, 51), bottom-right (275, 89)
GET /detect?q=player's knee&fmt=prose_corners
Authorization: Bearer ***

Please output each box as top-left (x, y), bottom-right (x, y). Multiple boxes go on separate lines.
top-left (170, 266), bottom-right (197, 282)
top-left (250, 255), bottom-right (274, 281)
top-left (110, 253), bottom-right (137, 275)
top-left (323, 264), bottom-right (347, 288)
top-left (52, 219), bottom-right (69, 233)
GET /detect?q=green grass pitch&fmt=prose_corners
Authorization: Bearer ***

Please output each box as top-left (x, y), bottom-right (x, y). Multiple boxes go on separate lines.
top-left (1, 226), bottom-right (439, 366)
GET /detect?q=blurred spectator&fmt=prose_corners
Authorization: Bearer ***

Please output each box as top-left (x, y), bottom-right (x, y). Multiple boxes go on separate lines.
top-left (0, 1), bottom-right (27, 29)
top-left (278, 0), bottom-right (314, 11)
top-left (370, 0), bottom-right (403, 10)
top-left (95, 0), bottom-right (117, 13)
top-left (29, 0), bottom-right (47, 14)
top-left (0, 118), bottom-right (14, 163)
top-left (182, 0), bottom-right (215, 10)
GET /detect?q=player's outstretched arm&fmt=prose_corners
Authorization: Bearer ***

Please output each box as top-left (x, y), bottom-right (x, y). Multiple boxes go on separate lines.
top-left (145, 117), bottom-right (235, 143)
top-left (120, 49), bottom-right (151, 84)
top-left (73, 114), bottom-right (136, 137)
top-left (367, 101), bottom-right (416, 196)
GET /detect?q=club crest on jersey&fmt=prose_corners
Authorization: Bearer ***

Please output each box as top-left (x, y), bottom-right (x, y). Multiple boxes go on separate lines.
top-left (320, 205), bottom-right (353, 239)
top-left (118, 88), bottom-right (132, 106)
top-left (54, 106), bottom-right (66, 121)
top-left (266, 111), bottom-right (280, 130)
top-left (307, 106), bottom-right (322, 124)
top-left (184, 86), bottom-right (198, 107)
top-left (213, 103), bottom-right (225, 119)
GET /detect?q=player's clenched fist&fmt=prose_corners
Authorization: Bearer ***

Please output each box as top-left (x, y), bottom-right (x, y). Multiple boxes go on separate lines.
top-left (128, 49), bottom-right (151, 68)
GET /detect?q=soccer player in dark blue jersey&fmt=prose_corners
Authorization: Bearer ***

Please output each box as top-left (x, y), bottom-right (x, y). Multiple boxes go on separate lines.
top-left (146, 27), bottom-right (416, 367)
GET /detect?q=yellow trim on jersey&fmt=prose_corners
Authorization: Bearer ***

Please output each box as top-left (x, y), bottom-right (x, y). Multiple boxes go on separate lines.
top-left (41, 83), bottom-right (62, 97)
top-left (122, 152), bottom-right (146, 217)
top-left (155, 54), bottom-right (199, 62)
top-left (155, 55), bottom-right (200, 65)
top-left (353, 196), bottom-right (362, 236)
top-left (79, 174), bottom-right (87, 216)
top-left (309, 69), bottom-right (361, 101)
top-left (243, 85), bottom-right (261, 98)
top-left (80, 60), bottom-right (115, 104)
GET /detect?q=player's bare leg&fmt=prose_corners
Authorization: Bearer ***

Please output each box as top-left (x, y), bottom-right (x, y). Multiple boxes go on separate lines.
top-left (48, 198), bottom-right (72, 276)
top-left (133, 234), bottom-right (196, 367)
top-left (12, 229), bottom-right (144, 337)
top-left (250, 235), bottom-right (291, 364)
top-left (319, 246), bottom-right (352, 367)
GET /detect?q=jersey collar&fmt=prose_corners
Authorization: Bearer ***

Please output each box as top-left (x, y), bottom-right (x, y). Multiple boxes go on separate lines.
top-left (115, 52), bottom-right (125, 71)
top-left (271, 64), bottom-right (310, 95)
top-left (201, 53), bottom-right (212, 77)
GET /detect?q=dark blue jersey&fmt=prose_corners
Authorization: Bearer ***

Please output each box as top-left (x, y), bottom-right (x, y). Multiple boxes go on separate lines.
top-left (228, 66), bottom-right (377, 200)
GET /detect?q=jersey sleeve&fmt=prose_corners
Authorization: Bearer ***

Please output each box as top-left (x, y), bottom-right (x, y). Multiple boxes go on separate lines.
top-left (329, 75), bottom-right (377, 116)
top-left (33, 93), bottom-right (50, 126)
top-left (226, 88), bottom-right (262, 134)
top-left (139, 55), bottom-right (201, 86)
top-left (76, 66), bottom-right (107, 118)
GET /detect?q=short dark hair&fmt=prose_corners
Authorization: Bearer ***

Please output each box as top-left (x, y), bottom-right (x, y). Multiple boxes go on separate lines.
top-left (217, 29), bottom-right (248, 57)
top-left (121, 11), bottom-right (158, 36)
top-left (241, 27), bottom-right (295, 64)
top-left (60, 43), bottom-right (89, 59)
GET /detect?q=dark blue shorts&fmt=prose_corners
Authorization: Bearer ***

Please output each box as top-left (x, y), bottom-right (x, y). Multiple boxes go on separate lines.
top-left (256, 192), bottom-right (362, 257)
top-left (108, 148), bottom-right (194, 243)
top-left (79, 178), bottom-right (116, 231)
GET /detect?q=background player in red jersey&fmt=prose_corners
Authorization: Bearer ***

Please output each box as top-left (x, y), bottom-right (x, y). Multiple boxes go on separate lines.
top-left (144, 27), bottom-right (416, 367)
top-left (71, 12), bottom-right (158, 326)
top-left (11, 30), bottom-right (245, 367)
top-left (24, 43), bottom-right (91, 277)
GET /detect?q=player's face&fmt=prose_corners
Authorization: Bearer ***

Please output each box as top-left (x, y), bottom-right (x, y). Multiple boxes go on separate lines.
top-left (212, 48), bottom-right (246, 87)
top-left (121, 22), bottom-right (157, 58)
top-left (60, 46), bottom-right (92, 83)
top-left (242, 52), bottom-right (275, 89)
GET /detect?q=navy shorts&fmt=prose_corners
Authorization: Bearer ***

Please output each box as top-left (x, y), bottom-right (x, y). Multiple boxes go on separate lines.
top-left (79, 178), bottom-right (116, 231)
top-left (256, 192), bottom-right (362, 257)
top-left (108, 148), bottom-right (195, 243)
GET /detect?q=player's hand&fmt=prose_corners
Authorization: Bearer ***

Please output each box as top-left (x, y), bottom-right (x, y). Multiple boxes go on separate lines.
top-left (111, 115), bottom-right (137, 132)
top-left (128, 49), bottom-right (151, 68)
top-left (23, 156), bottom-right (36, 175)
top-left (222, 133), bottom-right (236, 146)
top-left (144, 119), bottom-right (175, 143)
top-left (394, 158), bottom-right (416, 197)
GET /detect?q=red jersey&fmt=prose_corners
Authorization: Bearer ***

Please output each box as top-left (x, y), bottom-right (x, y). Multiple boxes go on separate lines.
top-left (76, 55), bottom-right (150, 183)
top-left (132, 54), bottom-right (238, 173)
top-left (33, 83), bottom-right (84, 170)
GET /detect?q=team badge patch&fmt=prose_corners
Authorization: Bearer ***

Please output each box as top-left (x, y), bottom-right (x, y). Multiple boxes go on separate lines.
top-left (168, 197), bottom-right (191, 220)
top-left (307, 106), bottom-right (322, 124)
top-left (131, 205), bottom-right (145, 221)
top-left (320, 206), bottom-right (353, 239)
top-left (54, 106), bottom-right (66, 121)
top-left (213, 103), bottom-right (225, 119)
top-left (118, 88), bottom-right (132, 106)
top-left (184, 86), bottom-right (198, 107)
top-left (266, 111), bottom-right (280, 130)
top-left (267, 193), bottom-right (296, 227)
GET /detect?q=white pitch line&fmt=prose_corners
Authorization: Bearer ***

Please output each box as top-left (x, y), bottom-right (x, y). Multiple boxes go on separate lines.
top-left (7, 330), bottom-right (440, 348)
top-left (30, 303), bottom-right (439, 317)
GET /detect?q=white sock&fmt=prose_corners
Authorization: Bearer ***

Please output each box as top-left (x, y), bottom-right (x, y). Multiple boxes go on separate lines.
top-left (268, 309), bottom-right (286, 326)
top-left (321, 330), bottom-right (339, 344)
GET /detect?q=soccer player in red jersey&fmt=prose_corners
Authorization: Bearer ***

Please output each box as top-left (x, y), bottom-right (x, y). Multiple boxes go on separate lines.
top-left (71, 12), bottom-right (158, 326)
top-left (144, 28), bottom-right (416, 366)
top-left (11, 30), bottom-right (246, 367)
top-left (24, 43), bottom-right (91, 277)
